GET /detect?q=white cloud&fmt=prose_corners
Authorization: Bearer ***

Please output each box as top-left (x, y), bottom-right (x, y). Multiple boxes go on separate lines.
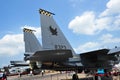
top-left (69, 14), bottom-right (120, 35)
top-left (68, 12), bottom-right (113, 35)
top-left (0, 26), bottom-right (41, 56)
top-left (100, 34), bottom-right (120, 44)
top-left (69, 0), bottom-right (120, 52)
top-left (113, 15), bottom-right (120, 30)
top-left (75, 33), bottom-right (120, 53)
top-left (95, 17), bottom-right (112, 31)
top-left (99, 0), bottom-right (120, 31)
top-left (75, 42), bottom-right (99, 53)
top-left (100, 0), bottom-right (120, 17)
top-left (68, 11), bottom-right (97, 35)
top-left (68, 0), bottom-right (120, 35)
top-left (0, 34), bottom-right (24, 56)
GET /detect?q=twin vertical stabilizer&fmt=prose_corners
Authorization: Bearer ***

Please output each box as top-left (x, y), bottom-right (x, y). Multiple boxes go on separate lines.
top-left (23, 28), bottom-right (42, 54)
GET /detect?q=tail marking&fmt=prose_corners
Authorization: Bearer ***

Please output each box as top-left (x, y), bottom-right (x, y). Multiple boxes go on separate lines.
top-left (49, 26), bottom-right (57, 36)
top-left (39, 9), bottom-right (55, 17)
top-left (23, 28), bottom-right (35, 33)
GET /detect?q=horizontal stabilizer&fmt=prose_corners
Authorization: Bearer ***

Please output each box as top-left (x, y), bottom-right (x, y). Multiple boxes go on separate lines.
top-left (10, 61), bottom-right (29, 66)
top-left (30, 50), bottom-right (73, 62)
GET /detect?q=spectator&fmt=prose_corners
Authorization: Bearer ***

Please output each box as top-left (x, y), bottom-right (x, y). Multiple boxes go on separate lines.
top-left (72, 74), bottom-right (79, 80)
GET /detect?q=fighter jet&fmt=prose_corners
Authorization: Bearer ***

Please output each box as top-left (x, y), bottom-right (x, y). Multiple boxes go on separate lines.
top-left (23, 9), bottom-right (120, 73)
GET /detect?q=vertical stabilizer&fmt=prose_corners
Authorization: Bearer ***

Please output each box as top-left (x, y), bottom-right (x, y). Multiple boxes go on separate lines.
top-left (23, 28), bottom-right (42, 54)
top-left (39, 9), bottom-right (76, 56)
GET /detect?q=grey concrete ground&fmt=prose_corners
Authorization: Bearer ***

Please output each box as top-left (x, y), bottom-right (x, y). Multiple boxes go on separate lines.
top-left (7, 72), bottom-right (120, 80)
top-left (7, 72), bottom-right (92, 80)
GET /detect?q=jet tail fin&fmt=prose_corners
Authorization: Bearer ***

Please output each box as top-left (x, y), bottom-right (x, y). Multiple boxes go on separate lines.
top-left (23, 28), bottom-right (42, 54)
top-left (39, 9), bottom-right (76, 57)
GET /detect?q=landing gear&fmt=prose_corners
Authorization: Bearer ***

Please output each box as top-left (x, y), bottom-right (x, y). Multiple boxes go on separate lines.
top-left (94, 75), bottom-right (101, 80)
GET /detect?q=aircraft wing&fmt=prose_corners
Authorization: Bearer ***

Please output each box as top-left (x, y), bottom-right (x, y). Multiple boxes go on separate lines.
top-left (80, 48), bottom-right (118, 69)
top-left (80, 49), bottom-right (113, 61)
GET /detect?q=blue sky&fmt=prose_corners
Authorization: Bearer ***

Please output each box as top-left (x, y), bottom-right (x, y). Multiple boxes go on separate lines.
top-left (0, 0), bottom-right (120, 68)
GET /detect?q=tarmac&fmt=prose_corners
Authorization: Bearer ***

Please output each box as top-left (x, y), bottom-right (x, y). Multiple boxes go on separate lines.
top-left (7, 72), bottom-right (93, 80)
top-left (7, 72), bottom-right (120, 80)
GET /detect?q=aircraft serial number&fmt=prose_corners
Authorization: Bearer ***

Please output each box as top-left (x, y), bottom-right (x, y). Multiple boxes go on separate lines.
top-left (55, 45), bottom-right (66, 49)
